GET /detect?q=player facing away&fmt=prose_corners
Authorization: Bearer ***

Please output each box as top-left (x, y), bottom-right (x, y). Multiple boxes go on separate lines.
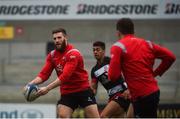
top-left (24, 28), bottom-right (100, 118)
top-left (90, 41), bottom-right (132, 118)
top-left (108, 18), bottom-right (176, 118)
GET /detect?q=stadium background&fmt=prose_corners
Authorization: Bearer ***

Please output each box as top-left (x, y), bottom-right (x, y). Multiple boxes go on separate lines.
top-left (0, 0), bottom-right (180, 118)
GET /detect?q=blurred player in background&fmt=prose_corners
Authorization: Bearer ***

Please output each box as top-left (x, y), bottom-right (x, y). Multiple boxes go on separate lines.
top-left (24, 28), bottom-right (100, 118)
top-left (108, 18), bottom-right (176, 118)
top-left (90, 41), bottom-right (132, 118)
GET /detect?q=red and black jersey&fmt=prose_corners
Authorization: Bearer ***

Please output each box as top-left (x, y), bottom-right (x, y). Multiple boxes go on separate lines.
top-left (38, 44), bottom-right (90, 95)
top-left (91, 56), bottom-right (127, 98)
top-left (108, 34), bottom-right (176, 101)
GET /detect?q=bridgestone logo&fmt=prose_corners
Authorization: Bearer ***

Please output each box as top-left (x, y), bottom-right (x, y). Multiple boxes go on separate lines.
top-left (77, 4), bottom-right (158, 15)
top-left (0, 1), bottom-right (179, 19)
top-left (0, 5), bottom-right (69, 15)
top-left (165, 3), bottom-right (180, 14)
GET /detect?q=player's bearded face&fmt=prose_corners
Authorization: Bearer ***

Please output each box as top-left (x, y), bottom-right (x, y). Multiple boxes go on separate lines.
top-left (53, 32), bottom-right (67, 52)
top-left (56, 39), bottom-right (66, 52)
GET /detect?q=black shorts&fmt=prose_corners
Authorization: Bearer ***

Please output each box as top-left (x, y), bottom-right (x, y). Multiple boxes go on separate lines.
top-left (57, 88), bottom-right (97, 110)
top-left (110, 95), bottom-right (130, 111)
top-left (133, 90), bottom-right (160, 118)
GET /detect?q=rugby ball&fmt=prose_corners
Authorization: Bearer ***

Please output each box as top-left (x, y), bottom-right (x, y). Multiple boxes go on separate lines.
top-left (24, 84), bottom-right (39, 102)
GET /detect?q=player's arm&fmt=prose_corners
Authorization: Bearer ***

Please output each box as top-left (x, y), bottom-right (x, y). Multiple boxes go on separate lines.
top-left (37, 54), bottom-right (54, 82)
top-left (37, 78), bottom-right (61, 96)
top-left (24, 54), bottom-right (54, 92)
top-left (90, 68), bottom-right (98, 95)
top-left (90, 78), bottom-right (98, 95)
top-left (108, 45), bottom-right (123, 82)
top-left (153, 43), bottom-right (176, 77)
top-left (28, 77), bottom-right (44, 85)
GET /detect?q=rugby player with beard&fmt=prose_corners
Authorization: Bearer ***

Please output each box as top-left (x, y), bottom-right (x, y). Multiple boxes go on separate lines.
top-left (24, 28), bottom-right (100, 118)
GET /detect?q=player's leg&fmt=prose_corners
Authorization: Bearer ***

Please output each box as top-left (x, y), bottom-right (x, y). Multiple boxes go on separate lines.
top-left (126, 103), bottom-right (134, 118)
top-left (133, 90), bottom-right (160, 118)
top-left (84, 104), bottom-right (100, 118)
top-left (57, 104), bottom-right (73, 118)
top-left (100, 100), bottom-right (125, 118)
top-left (56, 93), bottom-right (78, 118)
top-left (78, 88), bottom-right (100, 118)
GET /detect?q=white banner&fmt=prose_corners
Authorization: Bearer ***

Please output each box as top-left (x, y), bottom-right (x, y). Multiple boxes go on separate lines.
top-left (0, 0), bottom-right (180, 20)
top-left (0, 103), bottom-right (56, 118)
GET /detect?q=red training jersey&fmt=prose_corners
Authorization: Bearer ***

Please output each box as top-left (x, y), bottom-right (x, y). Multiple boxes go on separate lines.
top-left (38, 44), bottom-right (90, 95)
top-left (108, 34), bottom-right (176, 101)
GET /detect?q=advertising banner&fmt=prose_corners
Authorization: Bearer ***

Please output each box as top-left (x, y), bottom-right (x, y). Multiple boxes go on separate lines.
top-left (0, 103), bottom-right (56, 118)
top-left (0, 0), bottom-right (179, 20)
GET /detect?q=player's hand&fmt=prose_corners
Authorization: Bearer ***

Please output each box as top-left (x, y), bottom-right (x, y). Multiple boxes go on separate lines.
top-left (122, 89), bottom-right (131, 100)
top-left (37, 86), bottom-right (49, 96)
top-left (23, 85), bottom-right (27, 92)
top-left (22, 84), bottom-right (29, 95)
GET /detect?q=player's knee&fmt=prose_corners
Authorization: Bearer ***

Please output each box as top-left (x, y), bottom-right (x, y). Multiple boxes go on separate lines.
top-left (100, 113), bottom-right (109, 118)
top-left (58, 112), bottom-right (70, 118)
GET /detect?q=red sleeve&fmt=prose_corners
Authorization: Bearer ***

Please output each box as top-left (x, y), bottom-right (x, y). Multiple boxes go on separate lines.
top-left (58, 51), bottom-right (79, 82)
top-left (38, 54), bottom-right (54, 81)
top-left (108, 45), bottom-right (123, 82)
top-left (153, 43), bottom-right (176, 77)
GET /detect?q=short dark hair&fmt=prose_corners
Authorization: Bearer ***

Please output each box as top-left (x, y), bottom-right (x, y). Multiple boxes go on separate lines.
top-left (93, 41), bottom-right (105, 50)
top-left (52, 28), bottom-right (67, 35)
top-left (116, 18), bottom-right (134, 35)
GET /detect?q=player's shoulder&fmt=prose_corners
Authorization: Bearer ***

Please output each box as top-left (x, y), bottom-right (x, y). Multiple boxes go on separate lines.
top-left (112, 40), bottom-right (124, 46)
top-left (65, 48), bottom-right (82, 61)
top-left (66, 44), bottom-right (81, 55)
top-left (50, 49), bottom-right (56, 57)
top-left (46, 49), bottom-right (56, 59)
top-left (112, 41), bottom-right (127, 53)
top-left (67, 48), bottom-right (81, 56)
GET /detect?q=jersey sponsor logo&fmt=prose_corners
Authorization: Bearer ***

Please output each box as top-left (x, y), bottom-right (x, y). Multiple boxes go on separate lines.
top-left (94, 64), bottom-right (109, 77)
top-left (56, 64), bottom-right (63, 72)
top-left (70, 55), bottom-right (76, 59)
